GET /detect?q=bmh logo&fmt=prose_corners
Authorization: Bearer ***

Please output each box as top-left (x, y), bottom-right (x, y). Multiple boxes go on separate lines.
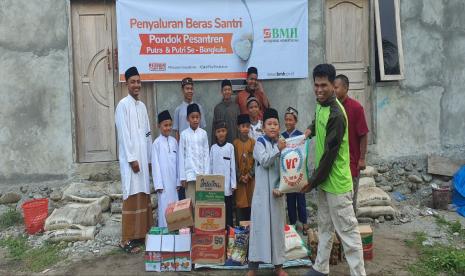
top-left (149, 62), bottom-right (166, 71)
top-left (263, 28), bottom-right (298, 41)
top-left (263, 28), bottom-right (271, 39)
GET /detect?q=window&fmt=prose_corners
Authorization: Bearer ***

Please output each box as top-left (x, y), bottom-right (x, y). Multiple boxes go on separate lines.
top-left (374, 0), bottom-right (404, 81)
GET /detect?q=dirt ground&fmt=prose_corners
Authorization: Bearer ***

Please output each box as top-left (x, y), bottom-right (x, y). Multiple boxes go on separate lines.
top-left (47, 225), bottom-right (416, 276)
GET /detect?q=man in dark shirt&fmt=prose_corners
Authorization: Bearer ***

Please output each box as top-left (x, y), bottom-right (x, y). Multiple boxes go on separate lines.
top-left (334, 74), bottom-right (369, 211)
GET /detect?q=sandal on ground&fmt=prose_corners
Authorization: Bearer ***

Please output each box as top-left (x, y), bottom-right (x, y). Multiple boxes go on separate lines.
top-left (246, 271), bottom-right (256, 276)
top-left (302, 224), bottom-right (309, 236)
top-left (119, 240), bottom-right (141, 254)
top-left (274, 268), bottom-right (288, 276)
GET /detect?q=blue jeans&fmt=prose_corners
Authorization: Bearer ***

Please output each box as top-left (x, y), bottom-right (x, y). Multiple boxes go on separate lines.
top-left (286, 192), bottom-right (307, 224)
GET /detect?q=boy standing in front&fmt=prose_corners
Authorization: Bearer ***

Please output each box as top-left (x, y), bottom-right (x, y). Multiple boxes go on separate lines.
top-left (151, 110), bottom-right (179, 227)
top-left (233, 114), bottom-right (255, 223)
top-left (173, 78), bottom-right (206, 200)
top-left (209, 120), bottom-right (237, 227)
top-left (178, 103), bottom-right (210, 205)
top-left (248, 108), bottom-right (287, 276)
top-left (282, 107), bottom-right (309, 235)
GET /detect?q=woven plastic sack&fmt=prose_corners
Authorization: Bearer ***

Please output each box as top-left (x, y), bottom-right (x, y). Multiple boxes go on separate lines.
top-left (279, 135), bottom-right (309, 193)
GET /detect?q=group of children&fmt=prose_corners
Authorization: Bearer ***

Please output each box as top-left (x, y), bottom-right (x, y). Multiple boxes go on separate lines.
top-left (150, 76), bottom-right (307, 276)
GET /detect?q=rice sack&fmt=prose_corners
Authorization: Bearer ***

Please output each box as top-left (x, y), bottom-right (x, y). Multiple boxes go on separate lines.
top-left (279, 135), bottom-right (309, 193)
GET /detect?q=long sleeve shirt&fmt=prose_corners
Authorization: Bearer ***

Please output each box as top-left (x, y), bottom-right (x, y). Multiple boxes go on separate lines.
top-left (115, 95), bottom-right (152, 200)
top-left (209, 142), bottom-right (237, 196)
top-left (178, 127), bottom-right (210, 182)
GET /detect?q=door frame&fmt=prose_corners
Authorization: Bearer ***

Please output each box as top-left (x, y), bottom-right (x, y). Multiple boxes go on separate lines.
top-left (69, 0), bottom-right (115, 163)
top-left (68, 0), bottom-right (157, 163)
top-left (324, 0), bottom-right (376, 144)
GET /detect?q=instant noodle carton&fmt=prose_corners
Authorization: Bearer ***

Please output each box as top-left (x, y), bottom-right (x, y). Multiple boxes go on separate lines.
top-left (194, 202), bottom-right (225, 234)
top-left (195, 175), bottom-right (225, 203)
top-left (192, 232), bottom-right (226, 264)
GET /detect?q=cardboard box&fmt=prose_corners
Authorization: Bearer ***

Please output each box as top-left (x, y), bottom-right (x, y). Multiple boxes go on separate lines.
top-left (358, 224), bottom-right (373, 245)
top-left (174, 234), bottom-right (192, 271)
top-left (192, 232), bottom-right (226, 264)
top-left (165, 198), bottom-right (194, 232)
top-left (145, 228), bottom-right (192, 272)
top-left (145, 234), bottom-right (163, 272)
top-left (194, 203), bottom-right (225, 234)
top-left (239, 221), bottom-right (251, 227)
top-left (196, 175), bottom-right (225, 202)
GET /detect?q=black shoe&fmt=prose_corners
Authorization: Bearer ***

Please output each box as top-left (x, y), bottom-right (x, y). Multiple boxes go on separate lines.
top-left (305, 267), bottom-right (328, 276)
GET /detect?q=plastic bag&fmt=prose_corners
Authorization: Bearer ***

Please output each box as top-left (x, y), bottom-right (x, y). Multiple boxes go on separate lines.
top-left (225, 226), bottom-right (249, 265)
top-left (284, 224), bottom-right (309, 260)
top-left (279, 135), bottom-right (309, 193)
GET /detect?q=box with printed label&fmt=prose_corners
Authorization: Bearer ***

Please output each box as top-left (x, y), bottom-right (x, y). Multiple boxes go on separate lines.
top-left (174, 234), bottom-right (192, 271)
top-left (196, 175), bottom-right (225, 202)
top-left (194, 203), bottom-right (225, 234)
top-left (191, 232), bottom-right (226, 264)
top-left (165, 198), bottom-right (194, 232)
top-left (145, 227), bottom-right (192, 272)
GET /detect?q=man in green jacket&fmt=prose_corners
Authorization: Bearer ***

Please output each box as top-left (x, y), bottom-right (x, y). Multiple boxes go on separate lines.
top-left (302, 64), bottom-right (366, 276)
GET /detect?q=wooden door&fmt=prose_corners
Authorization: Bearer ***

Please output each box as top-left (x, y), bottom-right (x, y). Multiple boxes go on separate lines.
top-left (72, 1), bottom-right (116, 162)
top-left (72, 0), bottom-right (155, 162)
top-left (326, 0), bottom-right (372, 140)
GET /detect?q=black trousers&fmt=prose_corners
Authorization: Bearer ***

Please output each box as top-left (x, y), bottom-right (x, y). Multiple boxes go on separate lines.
top-left (225, 195), bottom-right (234, 227)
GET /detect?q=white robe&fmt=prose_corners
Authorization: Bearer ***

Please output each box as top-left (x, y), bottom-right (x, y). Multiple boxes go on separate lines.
top-left (115, 95), bottom-right (152, 200)
top-left (209, 143), bottom-right (237, 196)
top-left (151, 135), bottom-right (179, 227)
top-left (178, 127), bottom-right (210, 182)
top-left (248, 135), bottom-right (286, 265)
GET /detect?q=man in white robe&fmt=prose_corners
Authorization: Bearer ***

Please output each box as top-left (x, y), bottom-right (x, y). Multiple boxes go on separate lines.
top-left (151, 110), bottom-right (179, 227)
top-left (115, 66), bottom-right (153, 253)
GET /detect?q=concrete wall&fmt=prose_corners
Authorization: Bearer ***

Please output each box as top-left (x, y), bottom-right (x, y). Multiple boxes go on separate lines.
top-left (0, 0), bottom-right (73, 185)
top-left (372, 0), bottom-right (465, 159)
top-left (1, 0), bottom-right (464, 188)
top-left (154, 0), bottom-right (323, 138)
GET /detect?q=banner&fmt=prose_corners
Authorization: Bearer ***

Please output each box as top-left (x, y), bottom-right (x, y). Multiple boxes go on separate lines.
top-left (116, 0), bottom-right (308, 81)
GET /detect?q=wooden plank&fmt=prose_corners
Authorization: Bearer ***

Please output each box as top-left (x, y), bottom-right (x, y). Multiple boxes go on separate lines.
top-left (427, 155), bottom-right (465, 177)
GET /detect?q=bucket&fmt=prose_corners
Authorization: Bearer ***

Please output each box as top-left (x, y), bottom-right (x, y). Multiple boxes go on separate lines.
top-left (363, 243), bottom-right (373, 261)
top-left (432, 186), bottom-right (451, 210)
top-left (22, 198), bottom-right (49, 234)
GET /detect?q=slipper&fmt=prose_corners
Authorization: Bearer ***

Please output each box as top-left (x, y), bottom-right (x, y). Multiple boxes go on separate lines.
top-left (119, 240), bottom-right (141, 254)
top-left (274, 268), bottom-right (288, 276)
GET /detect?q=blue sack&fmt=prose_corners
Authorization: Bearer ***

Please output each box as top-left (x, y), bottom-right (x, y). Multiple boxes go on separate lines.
top-left (453, 165), bottom-right (465, 198)
top-left (452, 166), bottom-right (465, 216)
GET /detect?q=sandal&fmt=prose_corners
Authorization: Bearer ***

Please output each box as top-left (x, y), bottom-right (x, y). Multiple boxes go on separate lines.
top-left (119, 240), bottom-right (141, 254)
top-left (302, 224), bottom-right (309, 236)
top-left (274, 268), bottom-right (288, 276)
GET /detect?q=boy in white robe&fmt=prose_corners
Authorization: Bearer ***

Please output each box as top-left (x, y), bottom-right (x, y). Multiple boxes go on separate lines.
top-left (248, 108), bottom-right (287, 276)
top-left (178, 103), bottom-right (210, 205)
top-left (209, 120), bottom-right (237, 227)
top-left (151, 110), bottom-right (179, 227)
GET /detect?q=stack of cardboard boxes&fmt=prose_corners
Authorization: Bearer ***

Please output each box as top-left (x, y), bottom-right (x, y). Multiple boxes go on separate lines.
top-left (145, 198), bottom-right (195, 272)
top-left (145, 227), bottom-right (192, 272)
top-left (192, 175), bottom-right (227, 264)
